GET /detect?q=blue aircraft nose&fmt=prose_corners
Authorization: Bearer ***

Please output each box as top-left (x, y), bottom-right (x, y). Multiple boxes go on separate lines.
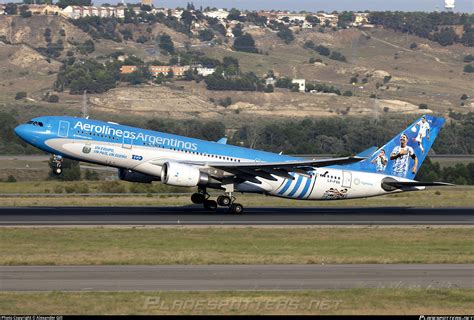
top-left (15, 124), bottom-right (27, 139)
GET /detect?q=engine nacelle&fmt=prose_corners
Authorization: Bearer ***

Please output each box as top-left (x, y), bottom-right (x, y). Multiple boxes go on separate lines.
top-left (118, 168), bottom-right (159, 184)
top-left (161, 162), bottom-right (209, 187)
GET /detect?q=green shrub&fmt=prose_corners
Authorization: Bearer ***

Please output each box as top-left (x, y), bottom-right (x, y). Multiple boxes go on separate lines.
top-left (99, 181), bottom-right (126, 193)
top-left (15, 92), bottom-right (27, 100)
top-left (53, 185), bottom-right (63, 194)
top-left (48, 94), bottom-right (59, 103)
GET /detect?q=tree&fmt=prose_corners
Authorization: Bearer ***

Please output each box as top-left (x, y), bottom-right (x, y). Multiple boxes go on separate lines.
top-left (305, 15), bottom-right (320, 26)
top-left (5, 3), bottom-right (17, 15)
top-left (410, 42), bottom-right (417, 49)
top-left (223, 56), bottom-right (239, 74)
top-left (276, 27), bottom-right (294, 44)
top-left (56, 0), bottom-right (92, 9)
top-left (232, 23), bottom-right (243, 37)
top-left (15, 92), bottom-right (27, 100)
top-left (464, 54), bottom-right (474, 63)
top-left (19, 5), bottom-right (32, 18)
top-left (275, 77), bottom-right (293, 88)
top-left (304, 40), bottom-right (315, 49)
top-left (264, 84), bottom-right (274, 93)
top-left (77, 39), bottom-right (95, 54)
top-left (329, 51), bottom-right (347, 62)
top-left (48, 94), bottom-right (59, 103)
top-left (461, 94), bottom-right (469, 100)
top-left (198, 29), bottom-right (214, 41)
top-left (419, 103), bottom-right (429, 109)
top-left (232, 33), bottom-right (258, 53)
top-left (435, 28), bottom-right (457, 46)
top-left (315, 45), bottom-right (330, 56)
top-left (158, 34), bottom-right (175, 54)
top-left (464, 65), bottom-right (474, 73)
top-left (181, 10), bottom-right (195, 31)
top-left (227, 8), bottom-right (241, 21)
top-left (343, 90), bottom-right (353, 96)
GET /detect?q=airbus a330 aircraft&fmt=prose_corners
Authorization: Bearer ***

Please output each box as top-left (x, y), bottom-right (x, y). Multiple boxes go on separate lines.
top-left (15, 115), bottom-right (450, 213)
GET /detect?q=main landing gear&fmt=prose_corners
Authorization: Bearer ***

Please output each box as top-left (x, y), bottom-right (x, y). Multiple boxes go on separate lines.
top-left (191, 188), bottom-right (244, 214)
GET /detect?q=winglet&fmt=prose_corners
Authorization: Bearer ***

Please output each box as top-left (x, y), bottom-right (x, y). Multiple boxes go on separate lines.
top-left (216, 137), bottom-right (228, 144)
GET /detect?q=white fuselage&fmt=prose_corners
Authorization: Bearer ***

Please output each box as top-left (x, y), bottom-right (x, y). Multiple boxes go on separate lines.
top-left (45, 137), bottom-right (415, 201)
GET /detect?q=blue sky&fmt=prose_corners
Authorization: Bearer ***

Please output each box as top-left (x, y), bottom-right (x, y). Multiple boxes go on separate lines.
top-left (96, 0), bottom-right (473, 13)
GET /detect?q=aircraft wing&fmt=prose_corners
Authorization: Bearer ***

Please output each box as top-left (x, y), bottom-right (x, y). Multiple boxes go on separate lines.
top-left (206, 156), bottom-right (366, 183)
top-left (150, 156), bottom-right (365, 184)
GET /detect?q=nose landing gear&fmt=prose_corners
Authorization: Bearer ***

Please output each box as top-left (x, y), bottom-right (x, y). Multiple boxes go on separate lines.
top-left (51, 155), bottom-right (63, 176)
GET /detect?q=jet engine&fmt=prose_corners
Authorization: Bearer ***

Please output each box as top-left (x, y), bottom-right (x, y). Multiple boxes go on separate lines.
top-left (118, 168), bottom-right (159, 183)
top-left (161, 162), bottom-right (209, 187)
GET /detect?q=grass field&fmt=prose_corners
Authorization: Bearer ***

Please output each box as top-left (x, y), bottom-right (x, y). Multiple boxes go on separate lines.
top-left (1, 289), bottom-right (472, 314)
top-left (1, 227), bottom-right (472, 265)
top-left (0, 185), bottom-right (472, 207)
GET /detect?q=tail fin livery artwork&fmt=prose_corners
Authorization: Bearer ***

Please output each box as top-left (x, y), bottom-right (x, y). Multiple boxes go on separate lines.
top-left (14, 115), bottom-right (452, 214)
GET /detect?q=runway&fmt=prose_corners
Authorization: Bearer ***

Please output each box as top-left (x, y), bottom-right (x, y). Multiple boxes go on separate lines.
top-left (0, 206), bottom-right (472, 225)
top-left (1, 264), bottom-right (471, 291)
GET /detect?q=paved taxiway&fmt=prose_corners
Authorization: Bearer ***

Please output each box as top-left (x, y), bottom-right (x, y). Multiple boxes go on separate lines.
top-left (0, 206), bottom-right (472, 225)
top-left (1, 264), bottom-right (471, 291)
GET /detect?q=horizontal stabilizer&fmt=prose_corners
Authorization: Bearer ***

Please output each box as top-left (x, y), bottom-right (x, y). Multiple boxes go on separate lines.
top-left (381, 177), bottom-right (453, 191)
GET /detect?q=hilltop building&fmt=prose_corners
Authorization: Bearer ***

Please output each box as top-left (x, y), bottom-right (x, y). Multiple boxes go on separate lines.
top-left (141, 0), bottom-right (153, 6)
top-left (61, 5), bottom-right (125, 19)
top-left (292, 79), bottom-right (306, 92)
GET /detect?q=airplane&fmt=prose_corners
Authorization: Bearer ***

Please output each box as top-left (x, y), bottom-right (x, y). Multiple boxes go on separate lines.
top-left (14, 114), bottom-right (451, 214)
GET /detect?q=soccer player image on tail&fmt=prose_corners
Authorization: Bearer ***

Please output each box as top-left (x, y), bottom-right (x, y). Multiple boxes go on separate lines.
top-left (390, 134), bottom-right (418, 177)
top-left (371, 149), bottom-right (388, 172)
top-left (413, 116), bottom-right (431, 154)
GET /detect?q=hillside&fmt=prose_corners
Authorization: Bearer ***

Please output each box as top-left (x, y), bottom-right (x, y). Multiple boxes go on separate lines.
top-left (0, 14), bottom-right (472, 125)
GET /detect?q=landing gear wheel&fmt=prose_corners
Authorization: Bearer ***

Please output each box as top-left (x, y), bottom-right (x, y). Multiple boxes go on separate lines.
top-left (203, 200), bottom-right (218, 211)
top-left (217, 195), bottom-right (232, 206)
top-left (53, 167), bottom-right (62, 175)
top-left (191, 193), bottom-right (206, 204)
top-left (229, 203), bottom-right (244, 214)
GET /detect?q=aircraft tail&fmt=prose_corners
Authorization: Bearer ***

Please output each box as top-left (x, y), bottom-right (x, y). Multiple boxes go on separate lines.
top-left (343, 115), bottom-right (445, 180)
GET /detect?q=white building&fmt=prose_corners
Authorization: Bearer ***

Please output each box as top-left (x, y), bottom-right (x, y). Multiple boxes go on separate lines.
top-left (276, 13), bottom-right (306, 23)
top-left (445, 0), bottom-right (455, 11)
top-left (292, 79), bottom-right (306, 92)
top-left (61, 6), bottom-right (125, 19)
top-left (196, 67), bottom-right (216, 76)
top-left (203, 9), bottom-right (229, 21)
top-left (352, 12), bottom-right (370, 27)
top-left (316, 13), bottom-right (338, 27)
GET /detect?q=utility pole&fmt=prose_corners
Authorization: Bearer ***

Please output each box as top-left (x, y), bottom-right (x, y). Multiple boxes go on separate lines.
top-left (82, 90), bottom-right (89, 119)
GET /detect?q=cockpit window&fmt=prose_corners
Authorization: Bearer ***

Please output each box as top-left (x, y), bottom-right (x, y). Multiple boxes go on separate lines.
top-left (26, 121), bottom-right (44, 127)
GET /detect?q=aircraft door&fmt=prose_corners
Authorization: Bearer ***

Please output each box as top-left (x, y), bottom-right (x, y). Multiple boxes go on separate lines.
top-left (58, 121), bottom-right (69, 138)
top-left (122, 135), bottom-right (133, 149)
top-left (342, 171), bottom-right (352, 188)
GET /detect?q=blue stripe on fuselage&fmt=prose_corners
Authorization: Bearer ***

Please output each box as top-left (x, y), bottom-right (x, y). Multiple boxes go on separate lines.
top-left (278, 173), bottom-right (295, 195)
top-left (298, 176), bottom-right (313, 199)
top-left (287, 175), bottom-right (304, 198)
